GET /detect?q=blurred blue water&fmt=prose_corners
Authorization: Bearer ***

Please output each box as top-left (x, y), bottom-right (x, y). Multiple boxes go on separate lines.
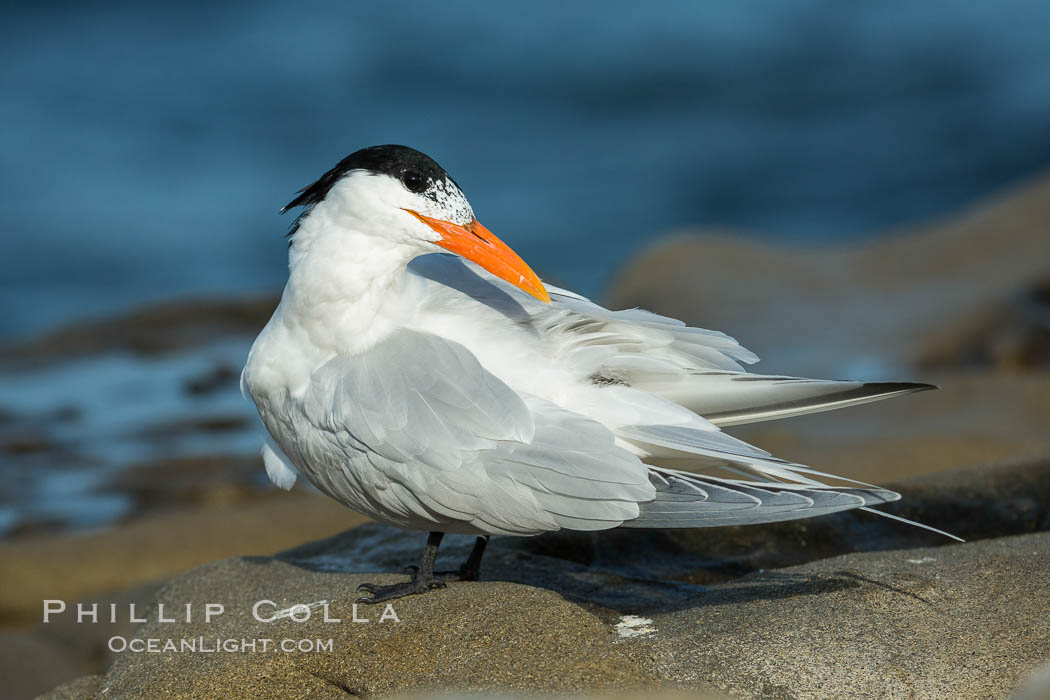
top-left (3, 1), bottom-right (1050, 338)
top-left (0, 339), bottom-right (264, 534)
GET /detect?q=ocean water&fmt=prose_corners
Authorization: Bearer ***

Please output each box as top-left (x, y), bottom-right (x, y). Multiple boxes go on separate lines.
top-left (2, 0), bottom-right (1050, 340)
top-left (0, 339), bottom-right (263, 534)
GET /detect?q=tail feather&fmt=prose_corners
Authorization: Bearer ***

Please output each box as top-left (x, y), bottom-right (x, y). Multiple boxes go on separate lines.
top-left (859, 507), bottom-right (966, 542)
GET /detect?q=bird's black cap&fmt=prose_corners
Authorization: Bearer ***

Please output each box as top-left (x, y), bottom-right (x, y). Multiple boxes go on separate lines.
top-left (282, 144), bottom-right (454, 214)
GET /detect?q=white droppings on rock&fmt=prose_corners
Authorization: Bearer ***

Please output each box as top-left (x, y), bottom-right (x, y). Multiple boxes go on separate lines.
top-left (615, 615), bottom-right (655, 639)
top-left (907, 556), bottom-right (937, 564)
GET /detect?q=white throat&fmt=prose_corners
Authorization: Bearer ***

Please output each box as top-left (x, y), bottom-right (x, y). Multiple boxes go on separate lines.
top-left (278, 202), bottom-right (426, 355)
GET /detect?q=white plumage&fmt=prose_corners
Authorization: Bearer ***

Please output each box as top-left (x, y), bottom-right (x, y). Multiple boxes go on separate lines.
top-left (242, 145), bottom-right (948, 600)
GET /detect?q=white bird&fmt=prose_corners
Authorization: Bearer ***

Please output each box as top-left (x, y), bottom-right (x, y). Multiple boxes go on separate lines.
top-left (243, 145), bottom-right (952, 603)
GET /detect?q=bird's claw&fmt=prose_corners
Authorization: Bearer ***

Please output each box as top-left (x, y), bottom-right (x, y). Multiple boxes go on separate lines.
top-left (355, 575), bottom-right (446, 604)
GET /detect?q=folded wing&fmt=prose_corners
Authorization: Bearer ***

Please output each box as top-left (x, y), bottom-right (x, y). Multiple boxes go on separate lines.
top-left (295, 325), bottom-right (909, 536)
top-left (301, 328), bottom-right (654, 535)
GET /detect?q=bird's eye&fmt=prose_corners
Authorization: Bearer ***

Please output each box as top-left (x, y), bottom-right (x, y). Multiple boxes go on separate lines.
top-left (401, 170), bottom-right (426, 193)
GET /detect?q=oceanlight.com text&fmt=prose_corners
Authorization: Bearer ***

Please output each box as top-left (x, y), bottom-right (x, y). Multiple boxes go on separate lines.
top-left (107, 636), bottom-right (335, 654)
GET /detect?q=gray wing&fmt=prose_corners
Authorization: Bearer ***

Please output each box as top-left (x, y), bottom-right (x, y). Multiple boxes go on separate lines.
top-left (301, 328), bottom-right (655, 536)
top-left (611, 423), bottom-right (964, 538)
top-left (299, 329), bottom-right (903, 535)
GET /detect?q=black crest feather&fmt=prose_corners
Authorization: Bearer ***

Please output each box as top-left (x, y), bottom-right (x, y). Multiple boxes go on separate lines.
top-left (281, 145), bottom-right (454, 238)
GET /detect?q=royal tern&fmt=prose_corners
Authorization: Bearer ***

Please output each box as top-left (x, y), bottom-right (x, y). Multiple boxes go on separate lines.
top-left (243, 145), bottom-right (950, 603)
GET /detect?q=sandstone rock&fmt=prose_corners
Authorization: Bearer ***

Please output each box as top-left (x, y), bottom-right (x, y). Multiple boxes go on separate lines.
top-left (79, 526), bottom-right (1050, 699)
top-left (0, 631), bottom-right (88, 700)
top-left (18, 453), bottom-right (1050, 699)
top-left (0, 493), bottom-right (367, 625)
top-left (69, 453), bottom-right (1050, 697)
top-left (914, 274), bottom-right (1050, 371)
top-left (608, 172), bottom-right (1050, 378)
top-left (96, 560), bottom-right (659, 698)
top-left (728, 370), bottom-right (1050, 484)
top-left (649, 531), bottom-right (1050, 699)
top-left (33, 674), bottom-right (102, 700)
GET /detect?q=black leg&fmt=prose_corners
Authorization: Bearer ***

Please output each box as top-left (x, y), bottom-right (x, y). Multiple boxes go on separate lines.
top-left (356, 532), bottom-right (489, 604)
top-left (457, 535), bottom-right (489, 581)
top-left (356, 531), bottom-right (445, 603)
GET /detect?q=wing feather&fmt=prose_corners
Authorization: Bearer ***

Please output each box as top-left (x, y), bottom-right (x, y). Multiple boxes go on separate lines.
top-left (645, 374), bottom-right (936, 427)
top-left (621, 470), bottom-right (899, 528)
top-left (262, 436), bottom-right (298, 490)
top-left (545, 274), bottom-right (934, 427)
top-left (301, 329), bottom-right (654, 535)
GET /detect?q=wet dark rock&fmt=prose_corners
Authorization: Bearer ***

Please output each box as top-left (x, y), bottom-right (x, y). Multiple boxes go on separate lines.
top-left (0, 428), bottom-right (54, 456)
top-left (0, 410), bottom-right (72, 459)
top-left (183, 363), bottom-right (240, 397)
top-left (4, 517), bottom-right (71, 540)
top-left (103, 454), bottom-right (269, 513)
top-left (880, 453), bottom-right (1050, 540)
top-left (0, 296), bottom-right (277, 371)
top-left (916, 274), bottom-right (1050, 371)
top-left (136, 414), bottom-right (254, 441)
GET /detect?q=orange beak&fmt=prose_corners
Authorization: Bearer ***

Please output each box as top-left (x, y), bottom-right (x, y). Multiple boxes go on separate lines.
top-left (405, 210), bottom-right (551, 303)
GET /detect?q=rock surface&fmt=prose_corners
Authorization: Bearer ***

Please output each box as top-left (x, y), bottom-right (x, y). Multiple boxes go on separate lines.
top-left (0, 631), bottom-right (90, 700)
top-left (0, 493), bottom-right (367, 625)
top-left (650, 531), bottom-right (1050, 699)
top-left (608, 172), bottom-right (1050, 377)
top-left (914, 273), bottom-right (1050, 371)
top-left (94, 564), bottom-right (660, 698)
top-left (11, 429), bottom-right (1050, 699)
top-left (729, 370), bottom-right (1050, 484)
top-left (35, 674), bottom-right (103, 700)
top-left (0, 297), bottom-right (276, 372)
top-left (52, 524), bottom-right (1050, 699)
top-left (30, 456), bottom-right (1050, 698)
